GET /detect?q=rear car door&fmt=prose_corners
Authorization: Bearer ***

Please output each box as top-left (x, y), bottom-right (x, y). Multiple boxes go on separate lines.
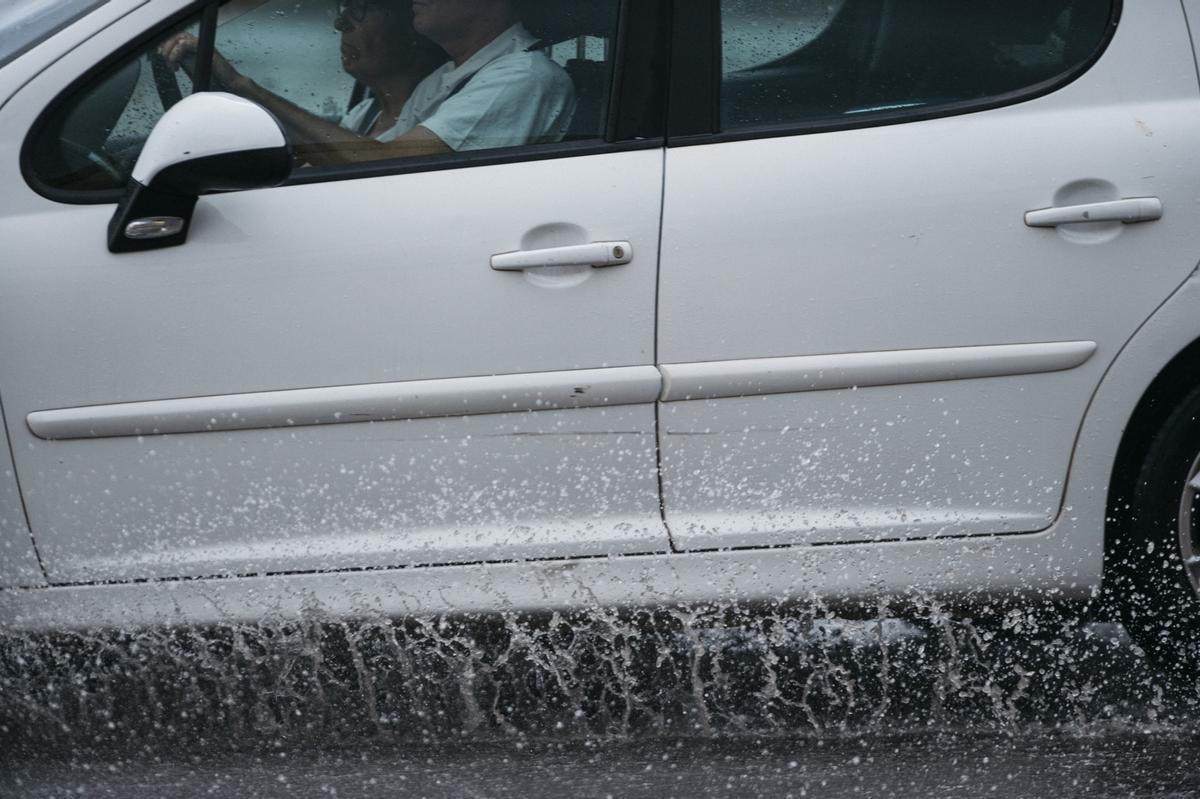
top-left (0, 0), bottom-right (671, 583)
top-left (657, 1), bottom-right (1200, 550)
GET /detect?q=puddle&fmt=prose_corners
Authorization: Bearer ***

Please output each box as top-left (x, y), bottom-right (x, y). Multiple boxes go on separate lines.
top-left (2, 599), bottom-right (1196, 763)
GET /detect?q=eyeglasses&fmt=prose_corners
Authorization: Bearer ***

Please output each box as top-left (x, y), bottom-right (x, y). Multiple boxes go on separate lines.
top-left (335, 0), bottom-right (387, 23)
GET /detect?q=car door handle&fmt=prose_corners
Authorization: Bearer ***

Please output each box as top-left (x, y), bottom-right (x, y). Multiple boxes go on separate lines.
top-left (490, 241), bottom-right (633, 271)
top-left (1024, 197), bottom-right (1162, 228)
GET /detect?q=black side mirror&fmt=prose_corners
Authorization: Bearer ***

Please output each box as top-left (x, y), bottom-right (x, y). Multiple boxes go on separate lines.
top-left (108, 92), bottom-right (292, 253)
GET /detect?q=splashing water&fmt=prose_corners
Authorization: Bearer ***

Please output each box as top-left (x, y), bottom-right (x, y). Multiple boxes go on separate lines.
top-left (1, 596), bottom-right (1196, 762)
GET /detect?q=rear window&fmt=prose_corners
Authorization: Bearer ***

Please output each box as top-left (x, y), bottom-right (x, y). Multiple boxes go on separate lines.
top-left (720, 0), bottom-right (1118, 131)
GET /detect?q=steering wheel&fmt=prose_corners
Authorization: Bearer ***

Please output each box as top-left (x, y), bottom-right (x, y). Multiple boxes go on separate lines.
top-left (58, 138), bottom-right (125, 185)
top-left (148, 49), bottom-right (184, 111)
top-left (57, 51), bottom-right (184, 189)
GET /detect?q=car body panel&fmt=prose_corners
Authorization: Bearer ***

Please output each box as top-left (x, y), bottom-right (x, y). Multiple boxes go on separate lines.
top-left (0, 516), bottom-right (1103, 632)
top-left (0, 0), bottom-right (669, 582)
top-left (19, 252), bottom-right (1200, 631)
top-left (0, 0), bottom-right (145, 111)
top-left (0, 417), bottom-right (42, 589)
top-left (0, 158), bottom-right (670, 581)
top-left (4, 0), bottom-right (1200, 629)
top-left (1183, 0), bottom-right (1200, 71)
top-left (656, 1), bottom-right (1200, 550)
top-left (14, 405), bottom-right (666, 581)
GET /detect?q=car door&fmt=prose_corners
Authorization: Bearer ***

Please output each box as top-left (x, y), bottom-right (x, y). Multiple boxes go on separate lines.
top-left (0, 0), bottom-right (671, 583)
top-left (0, 418), bottom-right (41, 589)
top-left (657, 0), bottom-right (1200, 550)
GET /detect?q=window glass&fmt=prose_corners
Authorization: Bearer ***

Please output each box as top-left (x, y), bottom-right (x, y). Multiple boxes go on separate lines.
top-left (720, 0), bottom-right (1115, 131)
top-left (214, 0), bottom-right (351, 121)
top-left (722, 0), bottom-right (843, 74)
top-left (29, 0), bottom-right (619, 197)
top-left (28, 14), bottom-right (201, 195)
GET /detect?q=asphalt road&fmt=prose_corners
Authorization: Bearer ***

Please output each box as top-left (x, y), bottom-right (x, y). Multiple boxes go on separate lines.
top-left (2, 606), bottom-right (1198, 798)
top-left (5, 732), bottom-right (1200, 799)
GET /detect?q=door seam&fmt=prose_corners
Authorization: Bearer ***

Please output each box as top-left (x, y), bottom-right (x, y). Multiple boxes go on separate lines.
top-left (652, 146), bottom-right (679, 552)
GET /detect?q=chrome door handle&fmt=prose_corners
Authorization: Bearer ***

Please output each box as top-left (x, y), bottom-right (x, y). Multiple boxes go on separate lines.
top-left (1025, 197), bottom-right (1162, 228)
top-left (490, 241), bottom-right (633, 271)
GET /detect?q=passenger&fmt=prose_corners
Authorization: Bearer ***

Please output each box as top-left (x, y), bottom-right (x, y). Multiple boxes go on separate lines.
top-left (159, 0), bottom-right (446, 161)
top-left (393, 0), bottom-right (577, 152)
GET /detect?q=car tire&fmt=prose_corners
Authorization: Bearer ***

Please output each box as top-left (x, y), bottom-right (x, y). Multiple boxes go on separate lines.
top-left (1113, 383), bottom-right (1200, 677)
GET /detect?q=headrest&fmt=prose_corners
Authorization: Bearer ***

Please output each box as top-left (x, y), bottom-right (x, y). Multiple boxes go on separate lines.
top-left (516, 0), bottom-right (619, 44)
top-left (879, 0), bottom-right (1077, 42)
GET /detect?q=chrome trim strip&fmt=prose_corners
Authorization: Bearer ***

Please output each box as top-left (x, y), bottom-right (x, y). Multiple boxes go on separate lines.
top-left (658, 341), bottom-right (1097, 402)
top-left (27, 366), bottom-right (663, 441)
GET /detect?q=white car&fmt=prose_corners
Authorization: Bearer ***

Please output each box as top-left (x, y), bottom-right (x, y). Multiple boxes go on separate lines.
top-left (1, 0), bottom-right (1198, 669)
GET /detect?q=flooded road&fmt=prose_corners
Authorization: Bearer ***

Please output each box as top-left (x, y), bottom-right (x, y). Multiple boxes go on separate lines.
top-left (6, 732), bottom-right (1200, 798)
top-left (2, 603), bottom-right (1198, 797)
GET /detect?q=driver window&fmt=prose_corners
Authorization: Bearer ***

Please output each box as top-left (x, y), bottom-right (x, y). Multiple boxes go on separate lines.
top-left (28, 0), bottom-right (620, 199)
top-left (213, 0), bottom-right (351, 122)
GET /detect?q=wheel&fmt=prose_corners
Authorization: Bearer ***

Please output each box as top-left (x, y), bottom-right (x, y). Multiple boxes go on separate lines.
top-left (1112, 383), bottom-right (1200, 677)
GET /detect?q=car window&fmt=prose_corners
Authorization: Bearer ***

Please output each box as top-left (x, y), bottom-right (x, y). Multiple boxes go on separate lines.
top-left (215, 0), bottom-right (352, 117)
top-left (722, 0), bottom-right (844, 74)
top-left (25, 12), bottom-right (202, 196)
top-left (720, 0), bottom-right (1117, 130)
top-left (27, 0), bottom-right (620, 198)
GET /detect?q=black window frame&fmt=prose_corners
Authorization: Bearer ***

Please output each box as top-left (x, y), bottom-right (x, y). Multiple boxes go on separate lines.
top-left (21, 0), bottom-right (670, 206)
top-left (666, 0), bottom-right (1124, 147)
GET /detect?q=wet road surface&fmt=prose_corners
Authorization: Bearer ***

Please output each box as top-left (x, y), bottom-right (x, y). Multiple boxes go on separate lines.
top-left (2, 605), bottom-right (1199, 797)
top-left (5, 732), bottom-right (1200, 798)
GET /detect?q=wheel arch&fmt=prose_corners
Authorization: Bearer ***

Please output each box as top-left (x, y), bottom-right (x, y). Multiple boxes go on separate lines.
top-left (1102, 304), bottom-right (1200, 589)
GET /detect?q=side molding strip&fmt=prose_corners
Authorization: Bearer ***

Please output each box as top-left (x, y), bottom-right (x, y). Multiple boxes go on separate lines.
top-left (658, 341), bottom-right (1097, 402)
top-left (27, 366), bottom-right (663, 441)
top-left (27, 342), bottom-right (1097, 440)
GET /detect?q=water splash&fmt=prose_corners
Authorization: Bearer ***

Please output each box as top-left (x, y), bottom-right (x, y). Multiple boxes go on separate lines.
top-left (1, 597), bottom-right (1196, 761)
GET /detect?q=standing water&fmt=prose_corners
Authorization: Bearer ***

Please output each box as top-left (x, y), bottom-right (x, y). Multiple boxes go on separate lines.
top-left (2, 598), bottom-right (1198, 796)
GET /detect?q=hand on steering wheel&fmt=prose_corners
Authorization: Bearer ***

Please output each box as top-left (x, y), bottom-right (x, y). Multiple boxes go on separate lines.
top-left (157, 32), bottom-right (246, 97)
top-left (148, 49), bottom-right (184, 110)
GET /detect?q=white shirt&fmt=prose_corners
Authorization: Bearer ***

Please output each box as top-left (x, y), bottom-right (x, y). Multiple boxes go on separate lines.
top-left (391, 23), bottom-right (576, 151)
top-left (340, 96), bottom-right (388, 139)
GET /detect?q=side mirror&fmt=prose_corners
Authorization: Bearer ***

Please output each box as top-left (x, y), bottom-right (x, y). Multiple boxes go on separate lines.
top-left (108, 92), bottom-right (292, 253)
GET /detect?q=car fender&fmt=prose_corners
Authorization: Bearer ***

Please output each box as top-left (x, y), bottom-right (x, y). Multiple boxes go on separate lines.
top-left (1047, 267), bottom-right (1200, 590)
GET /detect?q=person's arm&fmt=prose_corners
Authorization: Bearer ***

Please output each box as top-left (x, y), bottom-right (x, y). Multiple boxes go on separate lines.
top-left (293, 122), bottom-right (452, 165)
top-left (158, 33), bottom-right (451, 165)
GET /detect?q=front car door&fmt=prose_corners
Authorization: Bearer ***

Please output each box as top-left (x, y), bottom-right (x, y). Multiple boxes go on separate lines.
top-left (657, 0), bottom-right (1200, 550)
top-left (0, 0), bottom-right (671, 583)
